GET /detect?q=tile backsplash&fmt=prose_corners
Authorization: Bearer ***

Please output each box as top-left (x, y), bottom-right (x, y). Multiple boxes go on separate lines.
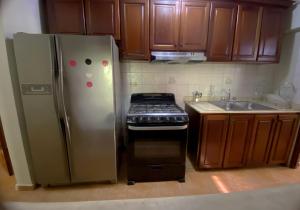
top-left (121, 62), bottom-right (274, 110)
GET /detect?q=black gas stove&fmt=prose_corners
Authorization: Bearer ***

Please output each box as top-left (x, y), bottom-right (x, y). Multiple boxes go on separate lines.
top-left (127, 93), bottom-right (188, 126)
top-left (126, 93), bottom-right (188, 185)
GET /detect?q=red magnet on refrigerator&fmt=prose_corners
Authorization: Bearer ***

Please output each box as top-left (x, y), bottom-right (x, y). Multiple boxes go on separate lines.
top-left (68, 59), bottom-right (77, 67)
top-left (86, 81), bottom-right (93, 88)
top-left (102, 60), bottom-right (109, 67)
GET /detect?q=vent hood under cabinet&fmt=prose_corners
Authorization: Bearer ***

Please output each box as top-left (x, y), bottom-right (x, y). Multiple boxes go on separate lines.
top-left (151, 51), bottom-right (207, 64)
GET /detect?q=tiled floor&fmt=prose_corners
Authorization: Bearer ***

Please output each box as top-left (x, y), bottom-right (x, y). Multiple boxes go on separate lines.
top-left (0, 151), bottom-right (300, 202)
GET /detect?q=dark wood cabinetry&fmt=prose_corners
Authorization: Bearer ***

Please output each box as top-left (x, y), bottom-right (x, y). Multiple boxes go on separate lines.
top-left (199, 115), bottom-right (229, 168)
top-left (223, 115), bottom-right (254, 168)
top-left (257, 7), bottom-right (284, 62)
top-left (85, 0), bottom-right (120, 39)
top-left (247, 115), bottom-right (277, 166)
top-left (232, 4), bottom-right (262, 61)
top-left (179, 0), bottom-right (210, 51)
top-left (269, 114), bottom-right (299, 165)
top-left (185, 106), bottom-right (300, 170)
top-left (208, 2), bottom-right (284, 63)
top-left (120, 0), bottom-right (149, 59)
top-left (150, 0), bottom-right (180, 50)
top-left (44, 0), bottom-right (289, 62)
top-left (150, 0), bottom-right (209, 51)
top-left (46, 0), bottom-right (86, 34)
top-left (290, 130), bottom-right (300, 168)
top-left (45, 0), bottom-right (120, 38)
top-left (207, 1), bottom-right (237, 61)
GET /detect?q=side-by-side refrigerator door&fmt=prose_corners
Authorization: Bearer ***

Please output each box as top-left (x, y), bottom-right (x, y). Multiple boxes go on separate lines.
top-left (13, 33), bottom-right (70, 185)
top-left (55, 35), bottom-right (117, 183)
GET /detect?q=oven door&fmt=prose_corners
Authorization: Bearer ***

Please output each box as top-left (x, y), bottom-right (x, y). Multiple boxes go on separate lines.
top-left (127, 125), bottom-right (187, 165)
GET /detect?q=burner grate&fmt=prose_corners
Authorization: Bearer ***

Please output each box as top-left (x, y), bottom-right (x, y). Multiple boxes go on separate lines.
top-left (129, 104), bottom-right (184, 115)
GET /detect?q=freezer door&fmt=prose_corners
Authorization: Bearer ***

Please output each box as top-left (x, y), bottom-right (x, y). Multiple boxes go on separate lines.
top-left (56, 35), bottom-right (117, 183)
top-left (13, 33), bottom-right (70, 185)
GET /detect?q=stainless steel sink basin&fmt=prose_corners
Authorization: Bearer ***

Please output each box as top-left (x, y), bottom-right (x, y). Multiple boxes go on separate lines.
top-left (210, 101), bottom-right (275, 111)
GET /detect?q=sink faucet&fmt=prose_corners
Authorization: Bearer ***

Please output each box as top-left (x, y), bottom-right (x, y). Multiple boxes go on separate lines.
top-left (193, 91), bottom-right (202, 102)
top-left (226, 88), bottom-right (231, 101)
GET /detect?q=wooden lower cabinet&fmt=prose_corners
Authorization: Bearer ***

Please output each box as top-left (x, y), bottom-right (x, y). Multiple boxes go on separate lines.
top-left (223, 115), bottom-right (254, 168)
top-left (185, 106), bottom-right (300, 170)
top-left (247, 115), bottom-right (277, 166)
top-left (199, 115), bottom-right (229, 169)
top-left (269, 114), bottom-right (299, 165)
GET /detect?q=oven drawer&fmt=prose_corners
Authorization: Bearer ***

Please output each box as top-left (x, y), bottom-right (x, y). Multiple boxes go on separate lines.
top-left (128, 164), bottom-right (185, 182)
top-left (127, 128), bottom-right (187, 164)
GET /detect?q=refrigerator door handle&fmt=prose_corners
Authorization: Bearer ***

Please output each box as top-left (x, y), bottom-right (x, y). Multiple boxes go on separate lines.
top-left (55, 37), bottom-right (72, 145)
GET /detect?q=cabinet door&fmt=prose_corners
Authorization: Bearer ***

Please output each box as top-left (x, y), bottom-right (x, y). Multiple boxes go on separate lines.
top-left (247, 115), bottom-right (277, 166)
top-left (207, 2), bottom-right (237, 61)
top-left (150, 0), bottom-right (180, 50)
top-left (232, 4), bottom-right (262, 61)
top-left (269, 114), bottom-right (299, 165)
top-left (223, 115), bottom-right (254, 168)
top-left (179, 0), bottom-right (210, 51)
top-left (46, 0), bottom-right (86, 34)
top-left (257, 7), bottom-right (284, 62)
top-left (121, 0), bottom-right (149, 60)
top-left (199, 115), bottom-right (229, 169)
top-left (85, 0), bottom-right (121, 39)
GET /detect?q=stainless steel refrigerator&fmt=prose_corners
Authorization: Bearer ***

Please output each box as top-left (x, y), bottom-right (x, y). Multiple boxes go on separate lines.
top-left (13, 33), bottom-right (121, 185)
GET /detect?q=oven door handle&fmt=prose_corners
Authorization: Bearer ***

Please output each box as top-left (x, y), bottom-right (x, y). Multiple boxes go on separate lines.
top-left (128, 125), bottom-right (187, 131)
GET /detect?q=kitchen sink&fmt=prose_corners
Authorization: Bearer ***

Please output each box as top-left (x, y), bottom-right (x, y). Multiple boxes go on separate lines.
top-left (210, 101), bottom-right (275, 111)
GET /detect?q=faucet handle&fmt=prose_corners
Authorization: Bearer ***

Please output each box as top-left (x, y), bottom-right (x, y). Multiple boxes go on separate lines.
top-left (193, 91), bottom-right (202, 102)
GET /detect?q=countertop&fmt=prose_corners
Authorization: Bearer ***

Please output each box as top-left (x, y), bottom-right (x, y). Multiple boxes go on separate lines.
top-left (185, 100), bottom-right (300, 114)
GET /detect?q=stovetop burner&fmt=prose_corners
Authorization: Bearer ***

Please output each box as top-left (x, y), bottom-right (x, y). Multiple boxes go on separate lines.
top-left (128, 104), bottom-right (185, 115)
top-left (127, 93), bottom-right (188, 126)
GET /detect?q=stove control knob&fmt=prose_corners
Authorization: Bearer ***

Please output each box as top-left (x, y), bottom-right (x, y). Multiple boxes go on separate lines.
top-left (127, 116), bottom-right (136, 123)
top-left (153, 116), bottom-right (159, 122)
top-left (176, 116), bottom-right (183, 122)
top-left (169, 116), bottom-right (175, 122)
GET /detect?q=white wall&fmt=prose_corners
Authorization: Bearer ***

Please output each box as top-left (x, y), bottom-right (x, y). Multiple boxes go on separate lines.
top-left (0, 0), bottom-right (43, 187)
top-left (291, 2), bottom-right (300, 29)
top-left (1, 0), bottom-right (42, 38)
top-left (121, 62), bottom-right (274, 111)
top-left (260, 3), bottom-right (300, 108)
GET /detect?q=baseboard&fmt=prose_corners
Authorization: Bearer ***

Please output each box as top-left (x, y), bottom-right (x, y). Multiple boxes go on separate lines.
top-left (15, 184), bottom-right (36, 191)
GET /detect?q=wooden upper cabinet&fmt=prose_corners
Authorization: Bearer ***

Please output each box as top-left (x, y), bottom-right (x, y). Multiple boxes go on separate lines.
top-left (179, 0), bottom-right (210, 51)
top-left (121, 0), bottom-right (149, 59)
top-left (223, 115), bottom-right (254, 168)
top-left (257, 7), bottom-right (284, 62)
top-left (85, 0), bottom-right (120, 39)
top-left (46, 0), bottom-right (86, 34)
top-left (269, 114), bottom-right (299, 165)
top-left (150, 0), bottom-right (180, 50)
top-left (247, 115), bottom-right (277, 166)
top-left (207, 2), bottom-right (237, 61)
top-left (199, 115), bottom-right (229, 169)
top-left (233, 4), bottom-right (263, 61)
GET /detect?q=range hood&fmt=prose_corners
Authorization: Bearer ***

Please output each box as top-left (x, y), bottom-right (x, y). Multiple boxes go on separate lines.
top-left (151, 51), bottom-right (207, 63)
